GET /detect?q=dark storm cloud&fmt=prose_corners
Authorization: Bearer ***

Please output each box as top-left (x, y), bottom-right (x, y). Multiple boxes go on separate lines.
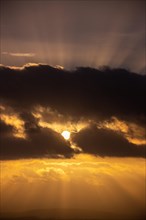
top-left (0, 121), bottom-right (73, 160)
top-left (0, 64), bottom-right (145, 122)
top-left (72, 125), bottom-right (145, 158)
top-left (0, 64), bottom-right (146, 159)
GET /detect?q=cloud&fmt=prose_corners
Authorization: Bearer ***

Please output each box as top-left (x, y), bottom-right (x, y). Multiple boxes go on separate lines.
top-left (71, 125), bottom-right (145, 158)
top-left (0, 64), bottom-right (145, 121)
top-left (98, 117), bottom-right (146, 145)
top-left (0, 64), bottom-right (145, 159)
top-left (0, 120), bottom-right (13, 135)
top-left (0, 124), bottom-right (73, 160)
top-left (1, 113), bottom-right (25, 138)
top-left (2, 52), bottom-right (35, 57)
top-left (1, 156), bottom-right (145, 218)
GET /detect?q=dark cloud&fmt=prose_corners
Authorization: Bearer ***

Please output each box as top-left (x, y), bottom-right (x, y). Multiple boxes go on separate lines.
top-left (0, 64), bottom-right (145, 122)
top-left (0, 121), bottom-right (13, 135)
top-left (0, 123), bottom-right (73, 160)
top-left (0, 64), bottom-right (146, 159)
top-left (20, 112), bottom-right (40, 133)
top-left (72, 125), bottom-right (145, 158)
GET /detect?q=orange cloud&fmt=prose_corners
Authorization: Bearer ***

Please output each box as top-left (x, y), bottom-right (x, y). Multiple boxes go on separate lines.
top-left (1, 155), bottom-right (145, 219)
top-left (0, 107), bottom-right (26, 139)
top-left (99, 117), bottom-right (146, 145)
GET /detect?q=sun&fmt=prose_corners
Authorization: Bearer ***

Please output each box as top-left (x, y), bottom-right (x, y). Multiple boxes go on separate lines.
top-left (61, 130), bottom-right (70, 140)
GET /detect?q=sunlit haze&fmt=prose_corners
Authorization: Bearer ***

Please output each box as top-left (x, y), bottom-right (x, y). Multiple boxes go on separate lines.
top-left (0, 0), bottom-right (146, 220)
top-left (0, 0), bottom-right (145, 73)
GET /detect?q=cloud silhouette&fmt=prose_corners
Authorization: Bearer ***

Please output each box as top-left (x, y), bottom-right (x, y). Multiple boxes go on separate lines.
top-left (71, 125), bottom-right (145, 157)
top-left (0, 64), bottom-right (145, 122)
top-left (0, 122), bottom-right (73, 160)
top-left (0, 63), bottom-right (145, 159)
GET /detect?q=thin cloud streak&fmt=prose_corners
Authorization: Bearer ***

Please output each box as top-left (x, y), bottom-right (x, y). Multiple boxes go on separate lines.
top-left (2, 52), bottom-right (35, 57)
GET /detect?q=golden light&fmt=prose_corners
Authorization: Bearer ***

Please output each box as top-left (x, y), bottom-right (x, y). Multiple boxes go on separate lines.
top-left (0, 113), bottom-right (26, 139)
top-left (61, 130), bottom-right (70, 140)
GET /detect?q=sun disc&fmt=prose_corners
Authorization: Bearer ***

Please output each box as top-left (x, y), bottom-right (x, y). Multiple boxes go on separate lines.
top-left (61, 130), bottom-right (70, 140)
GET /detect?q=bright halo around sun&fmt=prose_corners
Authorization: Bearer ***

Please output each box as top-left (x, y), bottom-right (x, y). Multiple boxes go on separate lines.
top-left (61, 130), bottom-right (70, 140)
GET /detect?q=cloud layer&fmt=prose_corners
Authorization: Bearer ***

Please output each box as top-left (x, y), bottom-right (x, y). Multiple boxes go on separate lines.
top-left (0, 64), bottom-right (145, 120)
top-left (1, 156), bottom-right (145, 219)
top-left (72, 125), bottom-right (145, 157)
top-left (0, 64), bottom-right (145, 159)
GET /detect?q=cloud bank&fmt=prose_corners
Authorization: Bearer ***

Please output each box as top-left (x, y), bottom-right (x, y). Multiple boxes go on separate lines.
top-left (0, 63), bottom-right (145, 159)
top-left (1, 156), bottom-right (145, 219)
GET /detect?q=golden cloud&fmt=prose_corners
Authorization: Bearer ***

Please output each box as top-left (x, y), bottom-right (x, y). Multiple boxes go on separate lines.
top-left (99, 117), bottom-right (146, 145)
top-left (1, 155), bottom-right (145, 218)
top-left (0, 113), bottom-right (25, 139)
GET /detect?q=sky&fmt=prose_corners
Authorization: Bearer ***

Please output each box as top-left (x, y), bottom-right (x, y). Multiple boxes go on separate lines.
top-left (0, 0), bottom-right (146, 73)
top-left (0, 0), bottom-right (146, 220)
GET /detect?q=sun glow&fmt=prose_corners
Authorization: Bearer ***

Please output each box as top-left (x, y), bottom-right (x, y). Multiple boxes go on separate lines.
top-left (1, 156), bottom-right (145, 217)
top-left (61, 130), bottom-right (70, 140)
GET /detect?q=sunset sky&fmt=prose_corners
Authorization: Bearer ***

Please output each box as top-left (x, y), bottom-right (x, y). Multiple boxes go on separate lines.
top-left (0, 0), bottom-right (146, 220)
top-left (1, 0), bottom-right (145, 72)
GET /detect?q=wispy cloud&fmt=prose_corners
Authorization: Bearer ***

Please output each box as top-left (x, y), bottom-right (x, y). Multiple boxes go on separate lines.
top-left (2, 52), bottom-right (35, 57)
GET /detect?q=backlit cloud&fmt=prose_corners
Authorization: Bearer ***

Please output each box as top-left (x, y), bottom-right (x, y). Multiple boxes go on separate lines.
top-left (98, 117), bottom-right (146, 145)
top-left (72, 125), bottom-right (145, 158)
top-left (0, 64), bottom-right (145, 159)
